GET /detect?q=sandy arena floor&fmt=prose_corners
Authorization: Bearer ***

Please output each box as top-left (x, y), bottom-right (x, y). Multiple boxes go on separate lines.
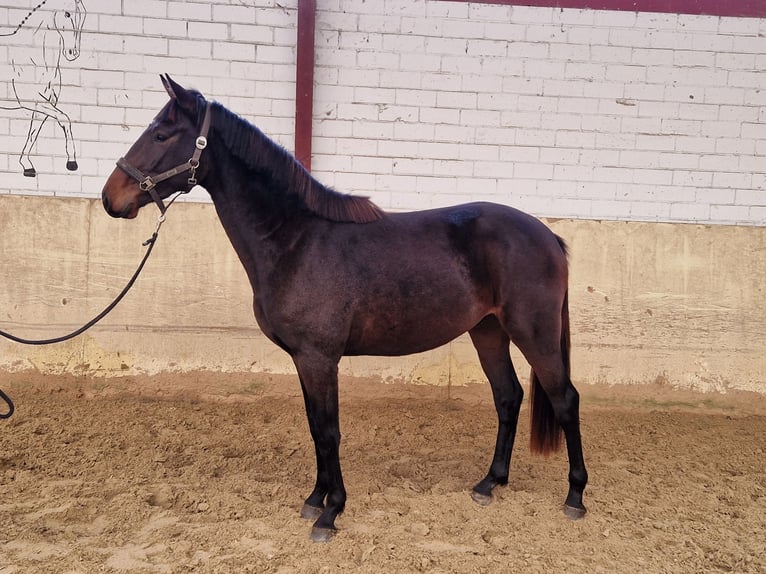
top-left (1, 372), bottom-right (764, 573)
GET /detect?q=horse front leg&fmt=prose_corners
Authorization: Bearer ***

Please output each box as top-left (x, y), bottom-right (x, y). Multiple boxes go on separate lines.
top-left (37, 101), bottom-right (79, 171)
top-left (292, 351), bottom-right (346, 542)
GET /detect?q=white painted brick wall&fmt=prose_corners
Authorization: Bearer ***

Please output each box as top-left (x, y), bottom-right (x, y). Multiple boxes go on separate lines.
top-left (312, 1), bottom-right (766, 226)
top-left (0, 0), bottom-right (297, 203)
top-left (0, 0), bottom-right (764, 226)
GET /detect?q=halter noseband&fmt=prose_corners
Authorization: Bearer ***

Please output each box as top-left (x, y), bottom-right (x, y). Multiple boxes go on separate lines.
top-left (116, 101), bottom-right (212, 214)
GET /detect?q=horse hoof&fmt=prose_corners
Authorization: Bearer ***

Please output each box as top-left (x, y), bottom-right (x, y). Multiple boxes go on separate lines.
top-left (66, 161), bottom-right (78, 171)
top-left (310, 526), bottom-right (336, 543)
top-left (23, 168), bottom-right (36, 177)
top-left (470, 490), bottom-right (493, 506)
top-left (300, 503), bottom-right (323, 520)
top-left (563, 504), bottom-right (587, 520)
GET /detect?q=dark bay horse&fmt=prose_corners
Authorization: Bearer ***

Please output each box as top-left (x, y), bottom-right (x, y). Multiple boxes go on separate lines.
top-left (102, 75), bottom-right (587, 542)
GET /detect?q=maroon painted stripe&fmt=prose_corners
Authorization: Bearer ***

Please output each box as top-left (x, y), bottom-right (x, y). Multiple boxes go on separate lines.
top-left (443, 0), bottom-right (766, 18)
top-left (295, 0), bottom-right (316, 171)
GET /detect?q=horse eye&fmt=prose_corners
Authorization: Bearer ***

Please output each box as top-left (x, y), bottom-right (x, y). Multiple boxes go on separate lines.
top-left (154, 133), bottom-right (168, 143)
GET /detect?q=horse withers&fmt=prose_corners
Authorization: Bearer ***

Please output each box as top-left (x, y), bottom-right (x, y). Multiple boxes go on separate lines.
top-left (102, 75), bottom-right (588, 542)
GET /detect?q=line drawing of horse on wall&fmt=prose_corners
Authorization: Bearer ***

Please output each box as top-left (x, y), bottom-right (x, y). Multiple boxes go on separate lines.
top-left (0, 0), bottom-right (86, 177)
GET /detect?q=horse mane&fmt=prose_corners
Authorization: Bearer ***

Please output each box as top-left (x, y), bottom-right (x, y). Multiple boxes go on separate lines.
top-left (208, 101), bottom-right (384, 224)
top-left (0, 1), bottom-right (49, 37)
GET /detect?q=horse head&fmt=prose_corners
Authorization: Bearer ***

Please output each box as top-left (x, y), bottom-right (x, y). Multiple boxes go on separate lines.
top-left (102, 76), bottom-right (210, 218)
top-left (53, 0), bottom-right (86, 61)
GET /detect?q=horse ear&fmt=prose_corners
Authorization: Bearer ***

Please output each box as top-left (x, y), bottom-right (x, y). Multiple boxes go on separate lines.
top-left (161, 74), bottom-right (177, 99)
top-left (161, 74), bottom-right (199, 116)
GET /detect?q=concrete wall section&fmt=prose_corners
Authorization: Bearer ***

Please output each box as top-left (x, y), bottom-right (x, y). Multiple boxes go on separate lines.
top-left (1, 2), bottom-right (765, 393)
top-left (1, 195), bottom-right (763, 394)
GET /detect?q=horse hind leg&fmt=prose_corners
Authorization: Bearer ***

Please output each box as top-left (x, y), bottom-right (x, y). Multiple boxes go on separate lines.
top-left (20, 112), bottom-right (46, 177)
top-left (517, 331), bottom-right (588, 517)
top-left (468, 315), bottom-right (524, 506)
top-left (497, 281), bottom-right (588, 519)
top-left (528, 366), bottom-right (588, 519)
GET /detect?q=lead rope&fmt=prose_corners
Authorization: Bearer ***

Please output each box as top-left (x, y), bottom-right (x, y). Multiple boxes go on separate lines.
top-left (0, 193), bottom-right (183, 419)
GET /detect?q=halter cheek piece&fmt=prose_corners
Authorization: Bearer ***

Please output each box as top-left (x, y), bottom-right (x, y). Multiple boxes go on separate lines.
top-left (116, 101), bottom-right (212, 215)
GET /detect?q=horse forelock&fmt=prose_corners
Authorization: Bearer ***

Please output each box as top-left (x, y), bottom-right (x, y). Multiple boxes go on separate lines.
top-left (212, 102), bottom-right (384, 224)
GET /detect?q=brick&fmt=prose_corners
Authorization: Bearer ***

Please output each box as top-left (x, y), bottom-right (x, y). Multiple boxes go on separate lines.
top-left (357, 15), bottom-right (403, 35)
top-left (414, 72), bottom-right (458, 92)
top-left (436, 91), bottom-right (477, 110)
top-left (690, 33), bottom-right (733, 54)
top-left (257, 45), bottom-right (295, 65)
top-left (144, 18), bottom-right (187, 38)
top-left (719, 15), bottom-right (761, 35)
top-left (568, 26), bottom-right (609, 45)
top-left (483, 22), bottom-right (526, 42)
top-left (98, 15), bottom-right (143, 35)
top-left (555, 131), bottom-right (596, 148)
top-left (441, 19), bottom-right (484, 41)
top-left (213, 4), bottom-right (255, 24)
top-left (736, 190), bottom-right (766, 206)
top-left (710, 204), bottom-right (751, 223)
top-left (425, 36), bottom-right (466, 55)
top-left (670, 202), bottom-right (709, 221)
top-left (230, 24), bottom-right (273, 44)
top-left (474, 127), bottom-right (515, 146)
top-left (699, 154), bottom-right (739, 172)
top-left (713, 172), bottom-right (752, 189)
top-left (214, 42), bottom-right (257, 62)
top-left (400, 16), bottom-right (442, 37)
top-left (658, 152), bottom-right (700, 170)
top-left (167, 2), bottom-right (210, 20)
top-left (124, 0), bottom-right (168, 18)
top-left (704, 87), bottom-right (745, 106)
top-left (351, 155), bottom-right (393, 175)
top-left (427, 2), bottom-right (468, 19)
top-left (472, 4), bottom-right (514, 22)
top-left (697, 188), bottom-right (736, 205)
top-left (125, 35), bottom-right (169, 56)
top-left (339, 68), bottom-right (379, 88)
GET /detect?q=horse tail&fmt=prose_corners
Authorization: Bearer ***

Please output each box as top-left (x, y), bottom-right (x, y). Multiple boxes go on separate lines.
top-left (530, 237), bottom-right (569, 456)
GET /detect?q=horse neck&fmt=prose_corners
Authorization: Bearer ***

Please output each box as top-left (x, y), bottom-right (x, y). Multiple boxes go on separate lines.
top-left (200, 121), bottom-right (318, 287)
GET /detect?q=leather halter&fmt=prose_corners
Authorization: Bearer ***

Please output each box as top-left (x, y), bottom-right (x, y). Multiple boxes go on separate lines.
top-left (116, 101), bottom-right (212, 214)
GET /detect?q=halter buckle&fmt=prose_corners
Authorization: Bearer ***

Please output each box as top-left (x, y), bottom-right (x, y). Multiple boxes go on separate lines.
top-left (196, 136), bottom-right (208, 150)
top-left (139, 177), bottom-right (155, 192)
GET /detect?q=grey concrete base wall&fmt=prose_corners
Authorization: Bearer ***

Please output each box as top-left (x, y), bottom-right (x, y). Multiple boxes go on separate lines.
top-left (1, 195), bottom-right (763, 394)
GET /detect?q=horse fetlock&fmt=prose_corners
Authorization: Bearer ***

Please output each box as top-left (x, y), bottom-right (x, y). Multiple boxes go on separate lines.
top-left (300, 503), bottom-right (323, 521)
